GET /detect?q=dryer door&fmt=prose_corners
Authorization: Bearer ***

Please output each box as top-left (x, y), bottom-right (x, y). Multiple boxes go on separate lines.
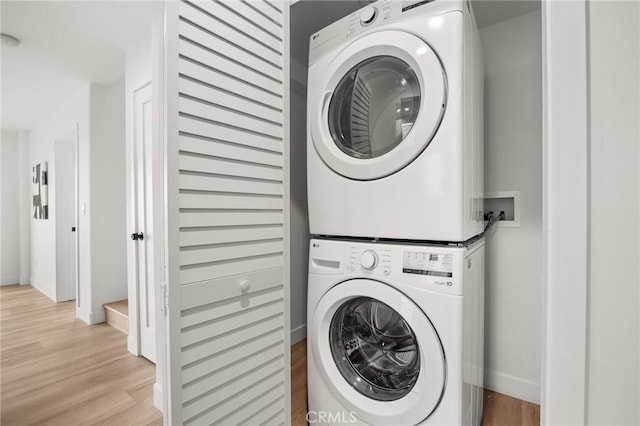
top-left (310, 279), bottom-right (446, 425)
top-left (309, 30), bottom-right (446, 180)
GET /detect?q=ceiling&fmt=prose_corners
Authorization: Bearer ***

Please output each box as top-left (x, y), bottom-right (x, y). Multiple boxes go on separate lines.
top-left (292, 0), bottom-right (541, 63)
top-left (1, 1), bottom-right (152, 132)
top-left (294, 0), bottom-right (541, 29)
top-left (2, 0), bottom-right (540, 132)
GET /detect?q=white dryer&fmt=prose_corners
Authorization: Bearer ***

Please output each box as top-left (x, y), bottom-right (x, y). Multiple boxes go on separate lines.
top-left (307, 0), bottom-right (483, 242)
top-left (307, 238), bottom-right (485, 425)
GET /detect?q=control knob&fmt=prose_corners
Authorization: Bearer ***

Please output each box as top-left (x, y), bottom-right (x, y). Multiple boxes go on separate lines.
top-left (360, 6), bottom-right (377, 25)
top-left (360, 250), bottom-right (378, 270)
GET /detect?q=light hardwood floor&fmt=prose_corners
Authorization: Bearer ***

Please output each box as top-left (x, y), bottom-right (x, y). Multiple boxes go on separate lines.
top-left (291, 339), bottom-right (540, 425)
top-left (1, 285), bottom-right (538, 425)
top-left (0, 285), bottom-right (162, 426)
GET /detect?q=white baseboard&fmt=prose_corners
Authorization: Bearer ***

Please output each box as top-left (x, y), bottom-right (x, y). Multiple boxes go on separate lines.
top-left (291, 323), bottom-right (306, 344)
top-left (127, 335), bottom-right (139, 355)
top-left (484, 369), bottom-right (540, 404)
top-left (31, 277), bottom-right (56, 301)
top-left (153, 381), bottom-right (163, 411)
top-left (89, 309), bottom-right (106, 324)
top-left (0, 276), bottom-right (19, 286)
top-left (78, 308), bottom-right (106, 325)
top-left (78, 308), bottom-right (91, 324)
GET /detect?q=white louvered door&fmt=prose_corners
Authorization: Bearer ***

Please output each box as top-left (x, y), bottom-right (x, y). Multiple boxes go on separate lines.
top-left (159, 1), bottom-right (290, 424)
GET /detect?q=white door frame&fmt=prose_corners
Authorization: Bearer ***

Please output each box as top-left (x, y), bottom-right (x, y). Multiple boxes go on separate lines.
top-left (151, 0), bottom-right (170, 414)
top-left (540, 1), bottom-right (589, 424)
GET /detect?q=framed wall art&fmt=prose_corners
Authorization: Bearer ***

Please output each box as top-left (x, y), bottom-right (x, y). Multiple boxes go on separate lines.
top-left (32, 161), bottom-right (48, 219)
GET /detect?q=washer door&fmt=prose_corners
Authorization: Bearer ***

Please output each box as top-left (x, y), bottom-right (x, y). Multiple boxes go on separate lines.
top-left (310, 279), bottom-right (446, 425)
top-left (309, 30), bottom-right (446, 180)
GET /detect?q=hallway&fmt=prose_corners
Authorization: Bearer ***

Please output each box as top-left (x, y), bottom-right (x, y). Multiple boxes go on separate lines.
top-left (0, 285), bottom-right (161, 425)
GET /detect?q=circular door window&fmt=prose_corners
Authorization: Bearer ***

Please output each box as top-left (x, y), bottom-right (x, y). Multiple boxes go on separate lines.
top-left (328, 56), bottom-right (421, 159)
top-left (309, 279), bottom-right (446, 425)
top-left (308, 30), bottom-right (446, 180)
top-left (330, 296), bottom-right (420, 401)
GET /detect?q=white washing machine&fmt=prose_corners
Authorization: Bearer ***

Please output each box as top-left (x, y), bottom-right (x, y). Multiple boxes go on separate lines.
top-left (307, 0), bottom-right (483, 242)
top-left (307, 238), bottom-right (485, 425)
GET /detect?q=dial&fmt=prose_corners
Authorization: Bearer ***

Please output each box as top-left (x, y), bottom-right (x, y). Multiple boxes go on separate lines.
top-left (359, 6), bottom-right (377, 26)
top-left (360, 250), bottom-right (378, 270)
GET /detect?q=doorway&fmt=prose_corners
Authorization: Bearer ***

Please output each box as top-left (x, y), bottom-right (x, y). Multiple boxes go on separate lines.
top-left (54, 128), bottom-right (78, 303)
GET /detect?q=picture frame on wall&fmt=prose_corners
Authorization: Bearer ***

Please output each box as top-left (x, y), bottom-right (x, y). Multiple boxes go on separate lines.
top-left (32, 161), bottom-right (48, 219)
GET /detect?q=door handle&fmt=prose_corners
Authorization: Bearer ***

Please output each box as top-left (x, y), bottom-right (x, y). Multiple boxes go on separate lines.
top-left (131, 232), bottom-right (144, 241)
top-left (71, 227), bottom-right (76, 232)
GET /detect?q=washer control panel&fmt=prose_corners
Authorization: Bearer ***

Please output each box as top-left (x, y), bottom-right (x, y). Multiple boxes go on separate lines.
top-left (309, 239), bottom-right (475, 296)
top-left (346, 246), bottom-right (392, 276)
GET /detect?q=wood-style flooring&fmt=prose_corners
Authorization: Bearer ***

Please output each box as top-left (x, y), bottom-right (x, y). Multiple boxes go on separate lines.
top-left (290, 339), bottom-right (540, 425)
top-left (0, 285), bottom-right (162, 426)
top-left (1, 284), bottom-right (538, 425)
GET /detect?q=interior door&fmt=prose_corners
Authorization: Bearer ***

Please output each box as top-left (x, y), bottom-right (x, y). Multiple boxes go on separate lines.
top-left (54, 139), bottom-right (77, 302)
top-left (159, 1), bottom-right (290, 424)
top-left (134, 82), bottom-right (156, 363)
top-left (308, 30), bottom-right (446, 180)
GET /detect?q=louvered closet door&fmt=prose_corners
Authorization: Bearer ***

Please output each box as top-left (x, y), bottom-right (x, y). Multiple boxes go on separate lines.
top-left (161, 1), bottom-right (290, 424)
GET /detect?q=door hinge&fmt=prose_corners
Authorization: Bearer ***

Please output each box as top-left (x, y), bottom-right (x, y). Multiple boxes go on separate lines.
top-left (161, 283), bottom-right (169, 315)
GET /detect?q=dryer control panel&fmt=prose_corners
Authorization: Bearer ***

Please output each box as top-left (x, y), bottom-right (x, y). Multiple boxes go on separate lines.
top-left (308, 0), bottom-right (466, 66)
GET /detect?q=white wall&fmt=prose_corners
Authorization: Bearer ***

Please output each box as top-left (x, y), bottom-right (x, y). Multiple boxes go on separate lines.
top-left (479, 11), bottom-right (542, 404)
top-left (19, 131), bottom-right (31, 285)
top-left (1, 130), bottom-right (21, 285)
top-left (29, 84), bottom-right (91, 303)
top-left (88, 80), bottom-right (127, 322)
top-left (586, 2), bottom-right (639, 423)
top-left (289, 0), bottom-right (363, 345)
top-left (28, 80), bottom-right (127, 322)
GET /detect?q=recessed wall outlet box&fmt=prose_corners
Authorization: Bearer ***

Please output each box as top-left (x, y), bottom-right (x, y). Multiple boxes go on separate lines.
top-left (483, 191), bottom-right (520, 228)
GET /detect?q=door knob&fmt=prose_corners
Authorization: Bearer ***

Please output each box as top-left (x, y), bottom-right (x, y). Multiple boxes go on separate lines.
top-left (239, 280), bottom-right (251, 293)
top-left (131, 232), bottom-right (144, 241)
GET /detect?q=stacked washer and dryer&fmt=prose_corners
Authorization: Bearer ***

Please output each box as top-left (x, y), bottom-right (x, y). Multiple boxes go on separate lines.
top-left (306, 1), bottom-right (485, 425)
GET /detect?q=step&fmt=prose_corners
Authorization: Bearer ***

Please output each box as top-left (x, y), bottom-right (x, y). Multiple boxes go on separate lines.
top-left (103, 299), bottom-right (129, 335)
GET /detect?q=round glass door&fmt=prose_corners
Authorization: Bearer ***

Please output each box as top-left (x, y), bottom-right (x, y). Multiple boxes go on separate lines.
top-left (308, 30), bottom-right (446, 180)
top-left (330, 296), bottom-right (420, 401)
top-left (328, 56), bottom-right (421, 159)
top-left (310, 278), bottom-right (446, 425)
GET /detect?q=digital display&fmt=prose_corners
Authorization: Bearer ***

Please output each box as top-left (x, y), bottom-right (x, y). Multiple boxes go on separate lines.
top-left (403, 251), bottom-right (453, 277)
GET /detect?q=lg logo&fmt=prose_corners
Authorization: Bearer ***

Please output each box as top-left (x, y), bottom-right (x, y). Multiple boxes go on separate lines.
top-left (306, 411), bottom-right (357, 424)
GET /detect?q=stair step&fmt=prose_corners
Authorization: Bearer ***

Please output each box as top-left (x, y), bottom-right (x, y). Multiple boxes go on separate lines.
top-left (104, 300), bottom-right (128, 335)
